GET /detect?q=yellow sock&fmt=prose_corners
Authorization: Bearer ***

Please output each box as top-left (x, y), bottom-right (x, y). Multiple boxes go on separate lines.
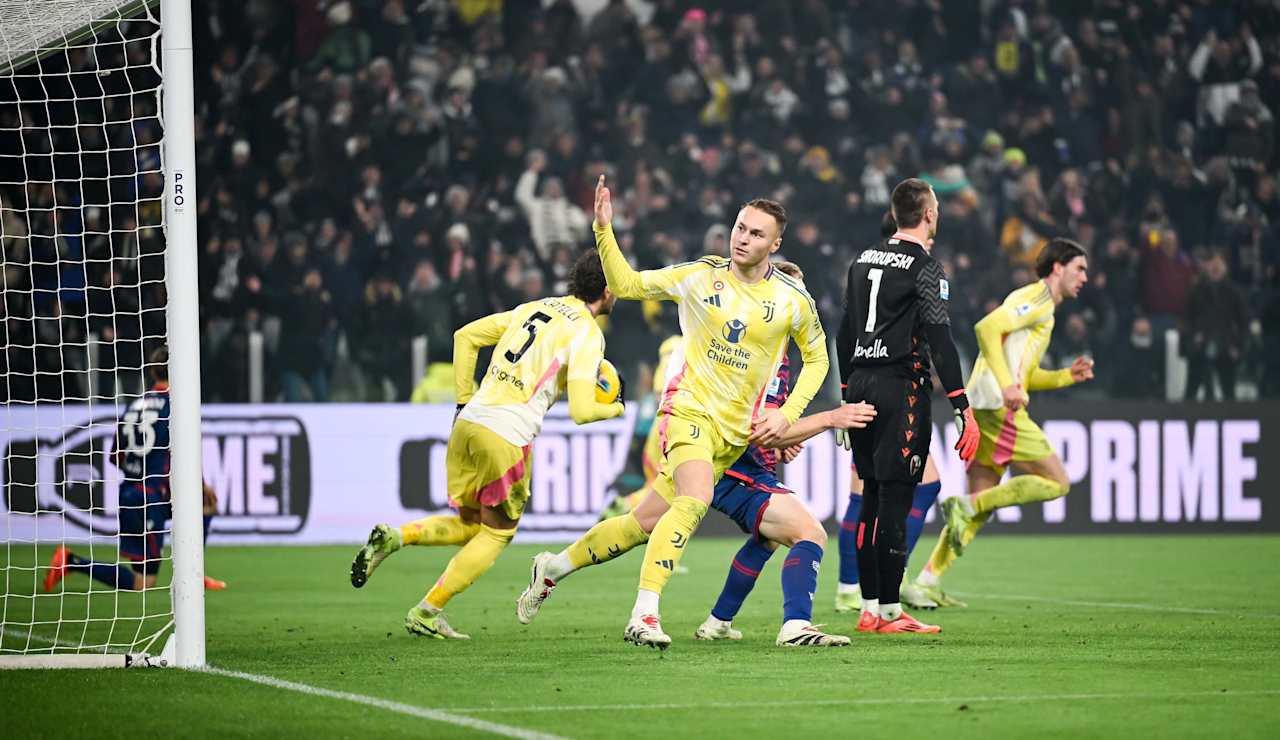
top-left (424, 524), bottom-right (513, 609)
top-left (400, 515), bottom-right (479, 546)
top-left (566, 512), bottom-right (648, 570)
top-left (972, 475), bottom-right (1067, 515)
top-left (925, 511), bottom-right (991, 579)
top-left (637, 496), bottom-right (707, 594)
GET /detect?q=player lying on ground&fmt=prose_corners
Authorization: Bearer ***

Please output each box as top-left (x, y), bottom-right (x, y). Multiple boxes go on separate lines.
top-left (516, 177), bottom-right (829, 649)
top-left (836, 179), bottom-right (979, 635)
top-left (690, 260), bottom-right (876, 647)
top-left (833, 210), bottom-right (942, 613)
top-left (349, 252), bottom-right (624, 639)
top-left (45, 347), bottom-right (227, 593)
top-left (909, 238), bottom-right (1092, 606)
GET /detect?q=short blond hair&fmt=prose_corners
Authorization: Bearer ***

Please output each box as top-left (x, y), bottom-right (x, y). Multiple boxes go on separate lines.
top-left (772, 259), bottom-right (804, 282)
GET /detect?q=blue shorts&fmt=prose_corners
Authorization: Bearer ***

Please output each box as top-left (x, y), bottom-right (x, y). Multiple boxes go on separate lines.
top-left (711, 463), bottom-right (792, 539)
top-left (118, 485), bottom-right (170, 575)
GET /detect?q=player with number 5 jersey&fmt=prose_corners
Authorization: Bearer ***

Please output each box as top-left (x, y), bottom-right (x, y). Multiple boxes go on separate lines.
top-left (349, 251), bottom-right (624, 641)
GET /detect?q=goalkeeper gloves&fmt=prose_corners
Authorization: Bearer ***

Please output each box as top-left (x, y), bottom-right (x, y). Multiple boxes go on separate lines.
top-left (953, 406), bottom-right (979, 461)
top-left (834, 401), bottom-right (852, 451)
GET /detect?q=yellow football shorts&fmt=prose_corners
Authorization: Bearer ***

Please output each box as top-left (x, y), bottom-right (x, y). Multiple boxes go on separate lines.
top-left (650, 408), bottom-right (744, 503)
top-left (971, 407), bottom-right (1054, 474)
top-left (446, 419), bottom-right (533, 521)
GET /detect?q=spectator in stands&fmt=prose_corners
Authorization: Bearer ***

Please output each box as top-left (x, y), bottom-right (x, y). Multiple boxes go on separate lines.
top-left (1183, 251), bottom-right (1249, 401)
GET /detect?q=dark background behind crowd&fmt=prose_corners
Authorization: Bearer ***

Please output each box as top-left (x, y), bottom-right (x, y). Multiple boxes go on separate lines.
top-left (4, 0), bottom-right (1280, 405)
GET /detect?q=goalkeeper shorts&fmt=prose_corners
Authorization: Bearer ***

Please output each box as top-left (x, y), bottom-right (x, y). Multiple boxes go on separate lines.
top-left (446, 419), bottom-right (533, 522)
top-left (970, 407), bottom-right (1054, 474)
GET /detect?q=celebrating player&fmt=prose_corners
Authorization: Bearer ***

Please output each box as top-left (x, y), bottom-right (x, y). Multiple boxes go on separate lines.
top-left (349, 251), bottom-right (624, 640)
top-left (834, 212), bottom-right (944, 613)
top-left (517, 176), bottom-right (829, 649)
top-left (909, 238), bottom-right (1092, 606)
top-left (44, 347), bottom-right (228, 593)
top-left (836, 178), bottom-right (978, 635)
top-left (693, 260), bottom-right (877, 647)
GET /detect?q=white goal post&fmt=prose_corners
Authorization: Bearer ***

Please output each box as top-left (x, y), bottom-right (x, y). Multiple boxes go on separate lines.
top-left (0, 0), bottom-right (203, 668)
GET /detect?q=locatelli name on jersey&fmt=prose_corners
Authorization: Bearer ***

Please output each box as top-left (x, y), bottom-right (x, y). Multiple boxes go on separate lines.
top-left (856, 249), bottom-right (917, 270)
top-left (707, 336), bottom-right (751, 370)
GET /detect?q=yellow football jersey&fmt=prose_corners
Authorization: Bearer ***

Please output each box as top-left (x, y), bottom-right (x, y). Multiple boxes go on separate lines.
top-left (594, 223), bottom-right (828, 448)
top-left (968, 280), bottom-right (1071, 410)
top-left (455, 295), bottom-right (616, 446)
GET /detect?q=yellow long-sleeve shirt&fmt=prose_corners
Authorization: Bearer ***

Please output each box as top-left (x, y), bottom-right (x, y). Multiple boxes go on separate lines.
top-left (968, 280), bottom-right (1074, 410)
top-left (454, 295), bottom-right (623, 446)
top-left (594, 222), bottom-right (827, 447)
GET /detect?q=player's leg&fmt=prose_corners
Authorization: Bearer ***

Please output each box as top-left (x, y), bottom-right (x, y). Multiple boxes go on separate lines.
top-left (755, 494), bottom-right (850, 646)
top-left (626, 455), bottom-right (714, 648)
top-left (834, 463), bottom-right (863, 612)
top-left (517, 488), bottom-right (658, 624)
top-left (871, 479), bottom-right (939, 633)
top-left (854, 478), bottom-right (882, 631)
top-left (202, 486), bottom-right (227, 590)
top-left (900, 457), bottom-right (942, 609)
top-left (407, 504), bottom-right (517, 640)
top-left (696, 477), bottom-right (772, 640)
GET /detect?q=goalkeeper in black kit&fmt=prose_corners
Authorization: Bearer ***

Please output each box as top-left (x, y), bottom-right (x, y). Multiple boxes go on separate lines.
top-left (835, 178), bottom-right (979, 635)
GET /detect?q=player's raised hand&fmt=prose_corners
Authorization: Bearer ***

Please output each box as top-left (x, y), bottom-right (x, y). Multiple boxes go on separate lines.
top-left (594, 174), bottom-right (613, 227)
top-left (1069, 356), bottom-right (1094, 383)
top-left (1001, 384), bottom-right (1026, 412)
top-left (954, 407), bottom-right (979, 461)
top-left (748, 408), bottom-right (791, 448)
top-left (829, 401), bottom-right (876, 430)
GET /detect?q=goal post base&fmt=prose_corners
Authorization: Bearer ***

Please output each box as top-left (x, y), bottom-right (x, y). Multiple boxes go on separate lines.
top-left (0, 653), bottom-right (155, 670)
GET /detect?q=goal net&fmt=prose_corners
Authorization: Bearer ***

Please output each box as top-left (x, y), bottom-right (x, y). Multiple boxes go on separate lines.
top-left (0, 0), bottom-right (202, 668)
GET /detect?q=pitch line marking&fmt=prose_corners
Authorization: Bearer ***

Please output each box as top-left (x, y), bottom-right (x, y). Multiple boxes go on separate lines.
top-left (204, 666), bottom-right (569, 740)
top-left (1, 626), bottom-right (81, 649)
top-left (952, 592), bottom-right (1280, 619)
top-left (448, 688), bottom-right (1280, 714)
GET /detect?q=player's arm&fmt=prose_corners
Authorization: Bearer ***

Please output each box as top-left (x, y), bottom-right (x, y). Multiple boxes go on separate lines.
top-left (565, 328), bottom-right (625, 424)
top-left (778, 296), bottom-right (830, 426)
top-left (917, 260), bottom-right (979, 460)
top-left (974, 291), bottom-right (1050, 388)
top-left (835, 263), bottom-right (856, 386)
top-left (1028, 366), bottom-right (1073, 391)
top-left (453, 310), bottom-right (515, 403)
top-left (760, 401), bottom-right (877, 449)
top-left (593, 175), bottom-right (705, 301)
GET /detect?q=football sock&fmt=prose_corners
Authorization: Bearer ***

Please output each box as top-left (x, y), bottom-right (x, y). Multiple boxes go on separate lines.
top-left (400, 515), bottom-right (480, 547)
top-left (554, 511), bottom-right (649, 579)
top-left (861, 598), bottom-right (879, 615)
top-left (880, 602), bottom-right (903, 621)
top-left (875, 480), bottom-right (914, 607)
top-left (424, 524), bottom-right (513, 609)
top-left (781, 539), bottom-right (823, 624)
top-left (971, 475), bottom-right (1067, 514)
top-left (66, 552), bottom-right (138, 590)
top-left (710, 537), bottom-right (773, 622)
top-left (905, 481), bottom-right (941, 553)
top-left (638, 495), bottom-right (707, 594)
top-left (924, 509), bottom-right (993, 580)
top-left (855, 480), bottom-right (880, 601)
top-left (203, 514), bottom-right (212, 543)
top-left (632, 588), bottom-right (660, 618)
top-left (837, 493), bottom-right (861, 585)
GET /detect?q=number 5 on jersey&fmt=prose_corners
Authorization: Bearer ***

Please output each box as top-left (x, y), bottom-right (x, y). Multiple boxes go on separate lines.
top-left (504, 311), bottom-right (552, 363)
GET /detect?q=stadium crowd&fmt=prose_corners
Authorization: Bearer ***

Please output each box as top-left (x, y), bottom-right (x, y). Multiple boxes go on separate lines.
top-left (4, 0), bottom-right (1280, 403)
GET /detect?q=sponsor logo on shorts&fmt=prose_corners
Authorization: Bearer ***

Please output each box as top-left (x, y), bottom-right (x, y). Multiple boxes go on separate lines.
top-left (910, 454), bottom-right (923, 476)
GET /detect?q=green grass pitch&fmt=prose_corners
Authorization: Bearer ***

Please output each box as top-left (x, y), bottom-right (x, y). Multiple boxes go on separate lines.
top-left (3, 535), bottom-right (1279, 738)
